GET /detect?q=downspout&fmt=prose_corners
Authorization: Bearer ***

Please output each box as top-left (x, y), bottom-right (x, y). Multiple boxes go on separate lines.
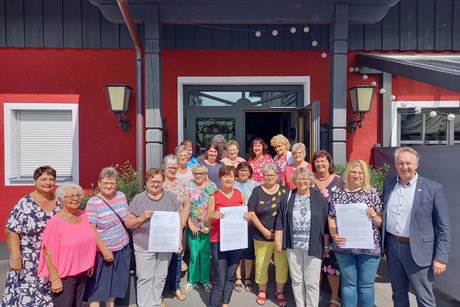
top-left (116, 0), bottom-right (144, 190)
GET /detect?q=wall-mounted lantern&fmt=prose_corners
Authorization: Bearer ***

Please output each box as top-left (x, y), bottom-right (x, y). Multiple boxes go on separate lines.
top-left (348, 85), bottom-right (375, 132)
top-left (105, 84), bottom-right (132, 132)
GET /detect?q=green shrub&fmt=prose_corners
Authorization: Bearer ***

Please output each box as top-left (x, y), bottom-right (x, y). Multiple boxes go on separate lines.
top-left (80, 161), bottom-right (142, 209)
top-left (335, 163), bottom-right (390, 192)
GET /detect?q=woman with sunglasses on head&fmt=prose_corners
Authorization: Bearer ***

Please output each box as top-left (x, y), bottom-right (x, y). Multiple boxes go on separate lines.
top-left (38, 182), bottom-right (96, 307)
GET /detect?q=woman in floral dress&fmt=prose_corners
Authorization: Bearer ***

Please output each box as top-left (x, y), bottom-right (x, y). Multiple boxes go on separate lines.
top-left (2, 166), bottom-right (60, 307)
top-left (312, 150), bottom-right (344, 307)
top-left (181, 164), bottom-right (217, 293)
top-left (247, 138), bottom-right (274, 184)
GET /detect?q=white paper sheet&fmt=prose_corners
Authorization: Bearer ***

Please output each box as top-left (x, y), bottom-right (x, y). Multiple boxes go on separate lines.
top-left (220, 206), bottom-right (248, 252)
top-left (335, 203), bottom-right (374, 249)
top-left (148, 211), bottom-right (181, 252)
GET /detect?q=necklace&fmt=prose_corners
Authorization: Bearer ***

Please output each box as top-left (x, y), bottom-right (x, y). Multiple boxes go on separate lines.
top-left (316, 173), bottom-right (331, 182)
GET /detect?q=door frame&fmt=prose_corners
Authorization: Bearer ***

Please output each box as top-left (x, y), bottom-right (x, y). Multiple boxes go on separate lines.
top-left (177, 76), bottom-right (311, 142)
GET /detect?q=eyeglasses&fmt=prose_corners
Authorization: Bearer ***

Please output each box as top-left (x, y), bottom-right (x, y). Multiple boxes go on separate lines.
top-left (264, 174), bottom-right (277, 177)
top-left (63, 194), bottom-right (83, 201)
top-left (100, 181), bottom-right (116, 187)
top-left (193, 172), bottom-right (206, 176)
top-left (147, 180), bottom-right (163, 185)
top-left (238, 169), bottom-right (250, 173)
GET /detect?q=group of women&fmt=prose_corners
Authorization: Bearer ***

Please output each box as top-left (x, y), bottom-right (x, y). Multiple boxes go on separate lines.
top-left (2, 133), bottom-right (383, 307)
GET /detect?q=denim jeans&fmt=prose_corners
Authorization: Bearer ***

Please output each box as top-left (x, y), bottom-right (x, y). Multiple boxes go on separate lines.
top-left (208, 242), bottom-right (242, 307)
top-left (335, 253), bottom-right (381, 307)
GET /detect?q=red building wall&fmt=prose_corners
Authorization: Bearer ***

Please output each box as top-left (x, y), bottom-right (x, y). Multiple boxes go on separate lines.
top-left (0, 48), bottom-right (137, 239)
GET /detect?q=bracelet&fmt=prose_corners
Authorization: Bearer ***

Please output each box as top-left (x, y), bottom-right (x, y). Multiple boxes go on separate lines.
top-left (9, 257), bottom-right (21, 263)
top-left (323, 246), bottom-right (330, 249)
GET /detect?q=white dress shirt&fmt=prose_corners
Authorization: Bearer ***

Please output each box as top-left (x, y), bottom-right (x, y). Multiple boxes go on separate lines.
top-left (386, 173), bottom-right (418, 238)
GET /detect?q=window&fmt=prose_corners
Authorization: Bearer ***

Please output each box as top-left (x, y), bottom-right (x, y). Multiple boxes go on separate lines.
top-left (4, 103), bottom-right (79, 185)
top-left (398, 107), bottom-right (460, 146)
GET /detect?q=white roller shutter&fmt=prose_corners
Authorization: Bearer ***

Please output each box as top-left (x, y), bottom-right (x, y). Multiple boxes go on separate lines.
top-left (18, 110), bottom-right (73, 177)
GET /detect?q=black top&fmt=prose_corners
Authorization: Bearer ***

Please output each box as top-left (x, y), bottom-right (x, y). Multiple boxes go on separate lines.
top-left (275, 188), bottom-right (329, 259)
top-left (248, 185), bottom-right (290, 242)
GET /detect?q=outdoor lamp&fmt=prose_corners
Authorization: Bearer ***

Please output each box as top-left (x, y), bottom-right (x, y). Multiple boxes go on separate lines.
top-left (105, 84), bottom-right (132, 132)
top-left (348, 85), bottom-right (375, 132)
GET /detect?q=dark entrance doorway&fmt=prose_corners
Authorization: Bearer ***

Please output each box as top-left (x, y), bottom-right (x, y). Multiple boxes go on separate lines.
top-left (245, 112), bottom-right (292, 157)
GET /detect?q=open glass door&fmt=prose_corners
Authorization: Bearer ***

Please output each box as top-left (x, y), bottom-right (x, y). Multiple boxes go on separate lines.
top-left (298, 100), bottom-right (320, 161)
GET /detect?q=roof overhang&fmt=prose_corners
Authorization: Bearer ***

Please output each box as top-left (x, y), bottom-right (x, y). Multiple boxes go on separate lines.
top-left (90, 0), bottom-right (400, 24)
top-left (357, 53), bottom-right (460, 93)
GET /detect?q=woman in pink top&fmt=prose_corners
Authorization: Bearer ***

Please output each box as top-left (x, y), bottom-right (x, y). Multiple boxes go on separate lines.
top-left (38, 182), bottom-right (96, 307)
top-left (282, 143), bottom-right (313, 190)
top-left (247, 138), bottom-right (274, 183)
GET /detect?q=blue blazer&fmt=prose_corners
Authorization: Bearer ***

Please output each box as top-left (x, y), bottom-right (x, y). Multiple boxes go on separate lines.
top-left (382, 176), bottom-right (450, 267)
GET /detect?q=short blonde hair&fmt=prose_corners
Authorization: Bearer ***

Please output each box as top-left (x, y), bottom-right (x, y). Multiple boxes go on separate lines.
top-left (343, 160), bottom-right (371, 193)
top-left (226, 140), bottom-right (239, 149)
top-left (394, 147), bottom-right (420, 162)
top-left (291, 143), bottom-right (306, 158)
top-left (192, 164), bottom-right (208, 174)
top-left (292, 167), bottom-right (315, 187)
top-left (270, 134), bottom-right (290, 150)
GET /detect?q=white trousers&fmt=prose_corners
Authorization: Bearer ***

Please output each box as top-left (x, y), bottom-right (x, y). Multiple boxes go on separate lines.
top-left (286, 248), bottom-right (322, 307)
top-left (134, 243), bottom-right (172, 307)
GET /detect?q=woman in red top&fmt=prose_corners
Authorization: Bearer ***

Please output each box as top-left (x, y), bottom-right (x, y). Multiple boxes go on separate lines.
top-left (204, 165), bottom-right (249, 307)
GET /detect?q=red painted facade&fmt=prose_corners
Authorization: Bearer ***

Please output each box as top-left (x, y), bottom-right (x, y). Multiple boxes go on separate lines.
top-left (1, 48), bottom-right (459, 240)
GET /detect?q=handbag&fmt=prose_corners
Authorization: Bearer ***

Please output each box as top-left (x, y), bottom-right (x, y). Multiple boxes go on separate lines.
top-left (95, 195), bottom-right (136, 271)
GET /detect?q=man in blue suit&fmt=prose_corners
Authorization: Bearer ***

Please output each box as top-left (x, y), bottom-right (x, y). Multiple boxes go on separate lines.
top-left (383, 147), bottom-right (450, 307)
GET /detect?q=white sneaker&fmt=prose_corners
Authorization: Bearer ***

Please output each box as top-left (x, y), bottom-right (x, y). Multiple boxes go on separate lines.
top-left (181, 282), bottom-right (196, 292)
top-left (204, 283), bottom-right (212, 293)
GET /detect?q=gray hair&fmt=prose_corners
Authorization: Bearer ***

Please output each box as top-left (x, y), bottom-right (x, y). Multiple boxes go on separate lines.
top-left (291, 143), bottom-right (306, 157)
top-left (163, 154), bottom-right (178, 168)
top-left (212, 134), bottom-right (226, 143)
top-left (98, 167), bottom-right (118, 181)
top-left (192, 164), bottom-right (208, 174)
top-left (175, 145), bottom-right (189, 156)
top-left (56, 182), bottom-right (84, 199)
top-left (292, 167), bottom-right (315, 186)
top-left (394, 147), bottom-right (420, 162)
top-left (263, 163), bottom-right (279, 175)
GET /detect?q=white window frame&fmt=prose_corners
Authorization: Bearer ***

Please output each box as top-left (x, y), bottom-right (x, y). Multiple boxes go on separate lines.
top-left (4, 103), bottom-right (79, 186)
top-left (391, 100), bottom-right (460, 146)
top-left (176, 76), bottom-right (311, 143)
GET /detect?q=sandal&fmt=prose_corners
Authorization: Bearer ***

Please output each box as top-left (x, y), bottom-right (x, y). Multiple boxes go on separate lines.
top-left (275, 291), bottom-right (287, 307)
top-left (256, 290), bottom-right (267, 305)
top-left (233, 278), bottom-right (243, 292)
top-left (329, 299), bottom-right (341, 307)
top-left (244, 278), bottom-right (253, 292)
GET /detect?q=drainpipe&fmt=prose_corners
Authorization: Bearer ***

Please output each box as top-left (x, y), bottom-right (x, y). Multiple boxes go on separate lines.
top-left (116, 0), bottom-right (144, 190)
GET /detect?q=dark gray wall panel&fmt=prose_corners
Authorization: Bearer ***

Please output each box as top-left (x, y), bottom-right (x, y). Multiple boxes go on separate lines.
top-left (364, 21), bottom-right (382, 50)
top-left (44, 0), bottom-right (63, 48)
top-left (348, 24), bottom-right (364, 50)
top-left (229, 25), bottom-right (249, 50)
top-left (101, 16), bottom-right (119, 48)
top-left (119, 24), bottom-right (133, 48)
top-left (290, 25), bottom-right (303, 50)
top-left (194, 25), bottom-right (212, 49)
top-left (82, 0), bottom-right (100, 48)
top-left (63, 0), bottom-right (82, 48)
top-left (435, 0), bottom-right (453, 50)
top-left (400, 0), bottom-right (417, 50)
top-left (417, 0), bottom-right (435, 50)
top-left (24, 0), bottom-right (43, 48)
top-left (453, 1), bottom-right (460, 50)
top-left (163, 24), bottom-right (175, 49)
top-left (248, 25), bottom-right (266, 50)
top-left (301, 26), bottom-right (312, 50)
top-left (212, 25), bottom-right (230, 49)
top-left (320, 25), bottom-right (329, 50)
top-left (310, 25), bottom-right (322, 51)
top-left (6, 0), bottom-right (25, 47)
top-left (0, 0), bottom-right (5, 47)
top-left (382, 2), bottom-right (399, 50)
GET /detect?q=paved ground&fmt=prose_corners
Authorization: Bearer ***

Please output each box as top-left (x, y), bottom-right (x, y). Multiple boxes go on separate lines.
top-left (0, 242), bottom-right (458, 307)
